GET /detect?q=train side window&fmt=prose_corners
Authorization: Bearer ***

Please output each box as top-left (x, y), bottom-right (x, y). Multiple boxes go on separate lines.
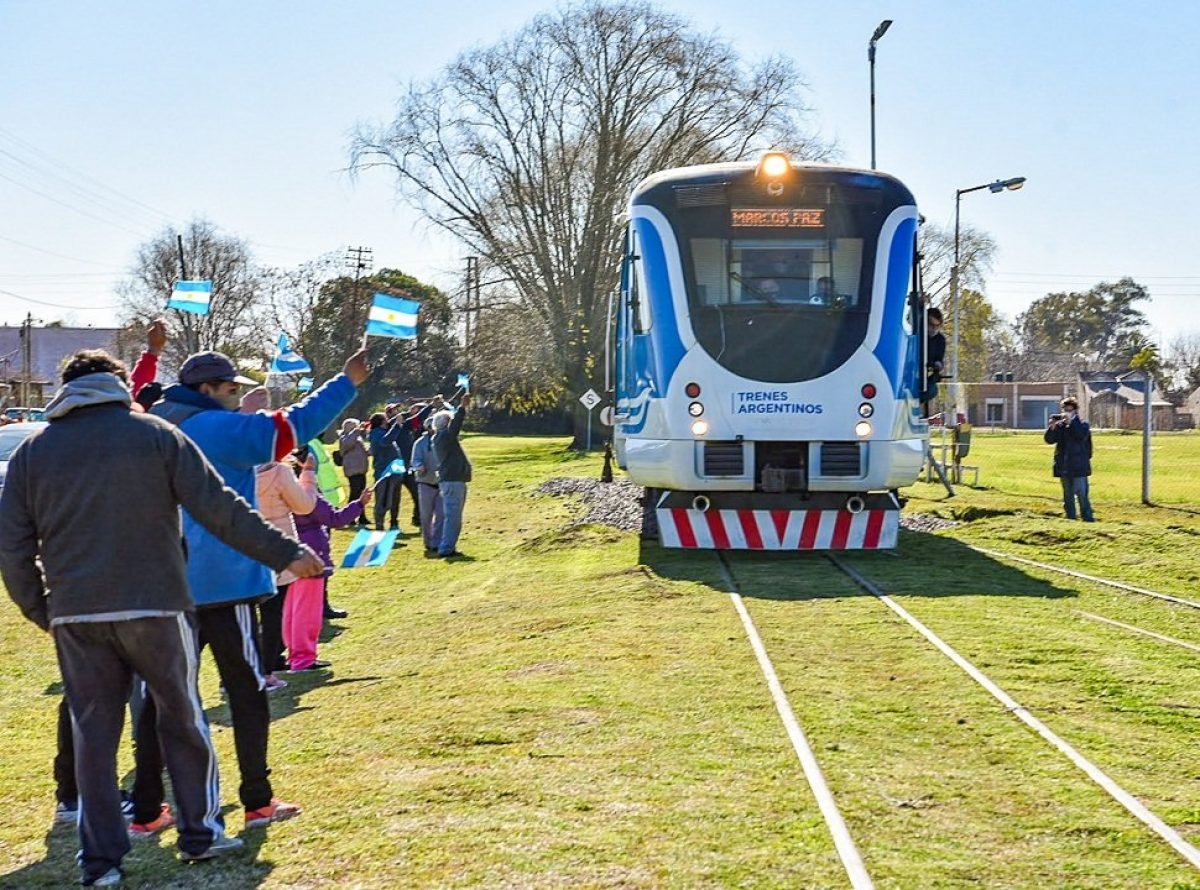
top-left (630, 229), bottom-right (652, 333)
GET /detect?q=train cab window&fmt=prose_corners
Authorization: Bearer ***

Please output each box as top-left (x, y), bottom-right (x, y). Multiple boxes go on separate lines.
top-left (629, 230), bottom-right (652, 333)
top-left (691, 238), bottom-right (865, 309)
top-left (679, 201), bottom-right (881, 383)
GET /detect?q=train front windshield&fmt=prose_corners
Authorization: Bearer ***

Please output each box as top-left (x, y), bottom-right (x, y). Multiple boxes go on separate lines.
top-left (675, 179), bottom-right (896, 384)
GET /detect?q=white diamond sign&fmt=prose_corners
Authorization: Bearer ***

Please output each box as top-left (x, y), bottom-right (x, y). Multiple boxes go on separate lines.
top-left (579, 388), bottom-right (602, 411)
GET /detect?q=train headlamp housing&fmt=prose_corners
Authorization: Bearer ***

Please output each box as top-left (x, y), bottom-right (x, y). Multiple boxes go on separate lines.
top-left (688, 401), bottom-right (705, 417)
top-left (691, 419), bottom-right (709, 436)
top-left (855, 420), bottom-right (873, 438)
top-left (685, 382), bottom-right (701, 398)
top-left (861, 383), bottom-right (877, 399)
top-left (858, 402), bottom-right (874, 418)
top-left (758, 152), bottom-right (790, 179)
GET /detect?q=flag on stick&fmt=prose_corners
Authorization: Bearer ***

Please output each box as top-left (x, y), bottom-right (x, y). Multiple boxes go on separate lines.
top-left (456, 373), bottom-right (471, 391)
top-left (270, 333), bottom-right (312, 374)
top-left (365, 293), bottom-right (419, 340)
top-left (340, 529), bottom-right (400, 568)
top-left (167, 280), bottom-right (213, 315)
top-left (370, 458), bottom-right (406, 490)
top-left (297, 376), bottom-right (314, 392)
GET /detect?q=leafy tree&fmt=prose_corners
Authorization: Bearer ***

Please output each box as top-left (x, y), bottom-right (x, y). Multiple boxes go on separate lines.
top-left (298, 268), bottom-right (458, 420)
top-left (117, 218), bottom-right (269, 367)
top-left (350, 0), bottom-right (832, 445)
top-left (1015, 277), bottom-right (1151, 379)
top-left (948, 288), bottom-right (1005, 383)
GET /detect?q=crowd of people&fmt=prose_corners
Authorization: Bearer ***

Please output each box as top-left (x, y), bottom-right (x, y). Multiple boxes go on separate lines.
top-left (0, 320), bottom-right (474, 887)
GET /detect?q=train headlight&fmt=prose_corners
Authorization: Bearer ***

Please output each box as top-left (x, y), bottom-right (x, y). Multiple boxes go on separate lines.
top-left (760, 152), bottom-right (790, 178)
top-left (691, 419), bottom-right (709, 436)
top-left (855, 420), bottom-right (873, 438)
top-left (861, 383), bottom-right (877, 399)
top-left (688, 401), bottom-right (705, 417)
top-left (858, 402), bottom-right (874, 418)
top-left (685, 382), bottom-right (702, 398)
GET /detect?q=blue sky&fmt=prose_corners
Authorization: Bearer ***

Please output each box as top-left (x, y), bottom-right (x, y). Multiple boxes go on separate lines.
top-left (1, 0), bottom-right (1197, 347)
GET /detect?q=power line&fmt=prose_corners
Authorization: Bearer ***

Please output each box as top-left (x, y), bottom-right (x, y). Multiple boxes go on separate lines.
top-left (0, 168), bottom-right (153, 238)
top-left (0, 232), bottom-right (123, 268)
top-left (0, 126), bottom-right (175, 223)
top-left (0, 287), bottom-right (119, 311)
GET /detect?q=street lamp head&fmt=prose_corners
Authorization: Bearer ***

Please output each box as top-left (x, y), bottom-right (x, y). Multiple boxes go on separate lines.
top-left (988, 176), bottom-right (1027, 193)
top-left (871, 19), bottom-right (893, 44)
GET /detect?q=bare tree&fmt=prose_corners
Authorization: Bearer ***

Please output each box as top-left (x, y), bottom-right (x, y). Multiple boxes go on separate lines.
top-left (260, 252), bottom-right (343, 348)
top-left (918, 221), bottom-right (997, 309)
top-left (118, 219), bottom-right (270, 368)
top-left (1165, 332), bottom-right (1200, 396)
top-left (350, 0), bottom-right (833, 443)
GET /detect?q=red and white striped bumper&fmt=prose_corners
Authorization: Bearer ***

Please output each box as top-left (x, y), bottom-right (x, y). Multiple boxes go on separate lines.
top-left (657, 507), bottom-right (898, 550)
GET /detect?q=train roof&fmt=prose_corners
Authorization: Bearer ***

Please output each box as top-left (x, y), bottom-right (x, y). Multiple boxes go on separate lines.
top-left (631, 160), bottom-right (914, 204)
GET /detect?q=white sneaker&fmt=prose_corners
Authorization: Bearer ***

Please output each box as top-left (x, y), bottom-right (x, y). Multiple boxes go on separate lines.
top-left (179, 834), bottom-right (244, 862)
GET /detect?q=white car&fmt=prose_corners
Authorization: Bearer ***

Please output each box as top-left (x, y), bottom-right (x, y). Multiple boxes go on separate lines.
top-left (0, 421), bottom-right (48, 499)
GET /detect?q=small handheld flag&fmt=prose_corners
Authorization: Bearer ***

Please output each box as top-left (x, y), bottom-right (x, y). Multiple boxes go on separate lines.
top-left (456, 373), bottom-right (471, 391)
top-left (270, 334), bottom-right (312, 374)
top-left (297, 376), bottom-right (314, 392)
top-left (167, 280), bottom-right (213, 316)
top-left (371, 458), bottom-right (407, 490)
top-left (341, 528), bottom-right (400, 568)
top-left (365, 293), bottom-right (419, 340)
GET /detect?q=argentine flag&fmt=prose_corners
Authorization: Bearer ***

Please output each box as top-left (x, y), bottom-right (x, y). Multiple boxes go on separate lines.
top-left (365, 293), bottom-right (419, 340)
top-left (341, 528), bottom-right (400, 569)
top-left (456, 373), bottom-right (471, 391)
top-left (297, 376), bottom-right (314, 392)
top-left (270, 333), bottom-right (312, 374)
top-left (167, 280), bottom-right (212, 315)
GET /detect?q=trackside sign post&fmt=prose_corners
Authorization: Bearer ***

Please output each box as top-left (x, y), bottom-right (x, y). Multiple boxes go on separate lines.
top-left (579, 388), bottom-right (601, 450)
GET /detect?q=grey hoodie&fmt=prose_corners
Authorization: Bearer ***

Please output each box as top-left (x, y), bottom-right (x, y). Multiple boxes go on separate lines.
top-left (0, 373), bottom-right (302, 630)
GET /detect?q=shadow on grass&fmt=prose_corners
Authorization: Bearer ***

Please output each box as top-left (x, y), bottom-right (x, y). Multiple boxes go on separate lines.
top-left (637, 529), bottom-right (1077, 602)
top-left (0, 808), bottom-right (273, 889)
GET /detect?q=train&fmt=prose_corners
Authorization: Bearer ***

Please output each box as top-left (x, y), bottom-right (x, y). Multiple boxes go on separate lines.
top-left (611, 151), bottom-right (929, 550)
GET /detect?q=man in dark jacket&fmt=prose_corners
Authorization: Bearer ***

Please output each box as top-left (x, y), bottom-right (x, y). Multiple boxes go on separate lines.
top-left (1043, 396), bottom-right (1095, 521)
top-left (0, 351), bottom-right (324, 886)
top-left (431, 393), bottom-right (472, 557)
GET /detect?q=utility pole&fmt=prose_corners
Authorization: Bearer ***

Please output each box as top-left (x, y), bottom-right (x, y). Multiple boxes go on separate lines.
top-left (464, 256), bottom-right (480, 357)
top-left (21, 313), bottom-right (33, 406)
top-left (345, 245), bottom-right (373, 349)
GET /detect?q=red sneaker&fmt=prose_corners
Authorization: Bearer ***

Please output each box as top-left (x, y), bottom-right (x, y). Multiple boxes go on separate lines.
top-left (244, 798), bottom-right (302, 828)
top-left (129, 803), bottom-right (175, 837)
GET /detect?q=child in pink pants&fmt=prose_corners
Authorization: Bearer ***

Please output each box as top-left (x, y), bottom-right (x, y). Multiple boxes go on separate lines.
top-left (285, 458), bottom-right (371, 671)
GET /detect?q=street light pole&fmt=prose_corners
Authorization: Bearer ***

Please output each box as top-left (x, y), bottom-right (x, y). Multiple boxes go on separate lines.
top-left (950, 176), bottom-right (1026, 421)
top-left (868, 19), bottom-right (892, 171)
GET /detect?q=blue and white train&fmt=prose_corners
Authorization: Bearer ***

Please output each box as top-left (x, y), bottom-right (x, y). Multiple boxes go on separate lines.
top-left (612, 152), bottom-right (929, 550)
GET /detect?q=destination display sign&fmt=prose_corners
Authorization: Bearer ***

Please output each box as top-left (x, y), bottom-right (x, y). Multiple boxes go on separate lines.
top-left (730, 207), bottom-right (825, 228)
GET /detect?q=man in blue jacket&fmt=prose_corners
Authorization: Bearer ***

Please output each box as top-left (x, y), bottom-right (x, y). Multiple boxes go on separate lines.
top-left (145, 346), bottom-right (369, 829)
top-left (1043, 396), bottom-right (1095, 522)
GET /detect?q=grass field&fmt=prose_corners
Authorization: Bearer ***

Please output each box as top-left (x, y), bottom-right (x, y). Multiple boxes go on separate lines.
top-left (3, 434), bottom-right (1200, 888)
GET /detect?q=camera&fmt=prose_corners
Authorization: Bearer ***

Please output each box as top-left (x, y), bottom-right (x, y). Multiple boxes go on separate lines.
top-left (1049, 413), bottom-right (1066, 422)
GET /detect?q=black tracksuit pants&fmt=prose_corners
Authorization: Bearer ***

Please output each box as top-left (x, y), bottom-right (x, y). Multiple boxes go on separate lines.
top-left (133, 601), bottom-right (275, 819)
top-left (55, 615), bottom-right (223, 883)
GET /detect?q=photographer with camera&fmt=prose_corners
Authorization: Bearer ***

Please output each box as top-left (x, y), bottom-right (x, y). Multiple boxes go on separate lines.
top-left (1043, 396), bottom-right (1095, 522)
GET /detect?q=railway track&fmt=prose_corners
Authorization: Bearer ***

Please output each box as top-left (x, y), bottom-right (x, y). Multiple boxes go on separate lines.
top-left (715, 547), bottom-right (1200, 887)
